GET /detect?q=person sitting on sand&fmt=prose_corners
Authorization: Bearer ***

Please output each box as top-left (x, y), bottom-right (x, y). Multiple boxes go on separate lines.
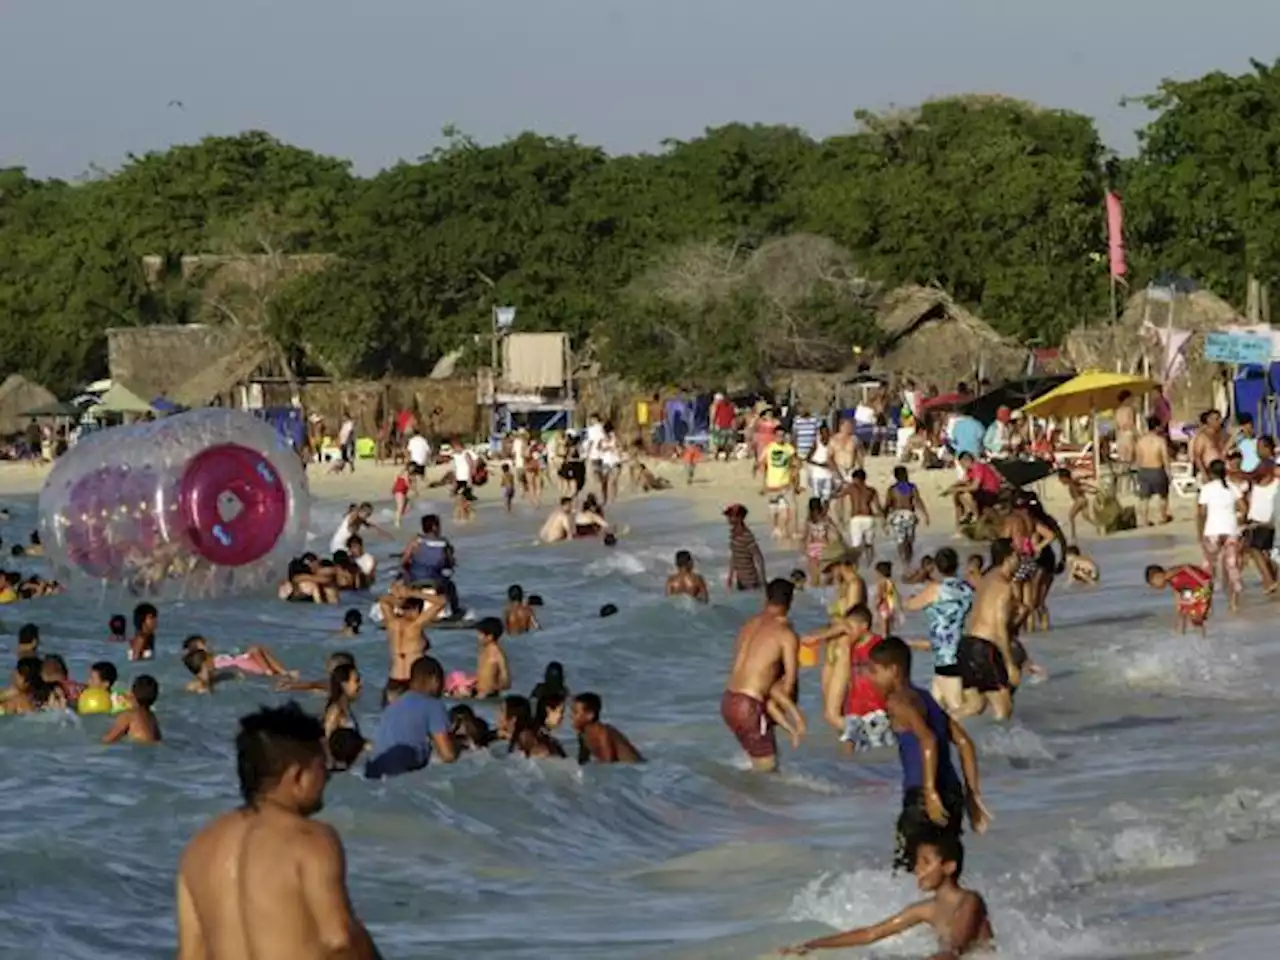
top-left (572, 692), bottom-right (644, 764)
top-left (666, 550), bottom-right (709, 603)
top-left (102, 675), bottom-right (162, 744)
top-left (779, 833), bottom-right (992, 957)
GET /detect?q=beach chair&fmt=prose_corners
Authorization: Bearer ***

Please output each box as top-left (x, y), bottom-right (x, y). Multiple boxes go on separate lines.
top-left (1170, 461), bottom-right (1197, 498)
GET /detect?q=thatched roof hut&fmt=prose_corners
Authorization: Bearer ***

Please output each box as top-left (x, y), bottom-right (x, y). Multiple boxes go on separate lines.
top-left (1064, 288), bottom-right (1245, 421)
top-left (107, 325), bottom-right (267, 402)
top-left (0, 374), bottom-right (57, 434)
top-left (874, 285), bottom-right (1027, 386)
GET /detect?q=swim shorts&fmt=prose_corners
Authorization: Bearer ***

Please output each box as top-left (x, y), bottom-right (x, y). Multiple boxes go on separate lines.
top-left (1135, 467), bottom-right (1170, 499)
top-left (888, 509), bottom-right (918, 545)
top-left (957, 636), bottom-right (1026, 693)
top-left (847, 516), bottom-right (876, 548)
top-left (364, 745), bottom-right (428, 780)
top-left (894, 786), bottom-right (965, 872)
top-left (720, 690), bottom-right (776, 759)
top-left (1013, 553), bottom-right (1039, 583)
top-left (841, 710), bottom-right (897, 751)
top-left (1247, 523), bottom-right (1275, 553)
top-left (767, 490), bottom-right (794, 511)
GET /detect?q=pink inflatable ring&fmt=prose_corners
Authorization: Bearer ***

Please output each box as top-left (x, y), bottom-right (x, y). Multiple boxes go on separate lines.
top-left (178, 444), bottom-right (289, 566)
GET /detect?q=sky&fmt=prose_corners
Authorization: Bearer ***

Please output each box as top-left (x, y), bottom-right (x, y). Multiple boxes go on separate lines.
top-left (2, 0), bottom-right (1277, 179)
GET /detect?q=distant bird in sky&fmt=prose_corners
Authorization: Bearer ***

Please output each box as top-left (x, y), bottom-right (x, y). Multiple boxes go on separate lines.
top-left (167, 99), bottom-right (184, 110)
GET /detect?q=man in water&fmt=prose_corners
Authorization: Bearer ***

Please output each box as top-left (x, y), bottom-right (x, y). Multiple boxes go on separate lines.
top-left (867, 636), bottom-right (990, 872)
top-left (538, 496), bottom-right (609, 543)
top-left (955, 538), bottom-right (1023, 720)
top-left (176, 703), bottom-right (383, 959)
top-left (724, 503), bottom-right (766, 591)
top-left (666, 550), bottom-right (710, 602)
top-left (400, 514), bottom-right (464, 619)
top-left (366, 655), bottom-right (457, 778)
top-left (721, 579), bottom-right (802, 772)
top-left (903, 547), bottom-right (975, 714)
top-left (1133, 416), bottom-right (1173, 526)
top-left (840, 469), bottom-right (883, 567)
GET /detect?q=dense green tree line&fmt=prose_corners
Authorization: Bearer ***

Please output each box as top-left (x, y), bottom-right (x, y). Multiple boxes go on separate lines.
top-left (3, 60), bottom-right (1280, 394)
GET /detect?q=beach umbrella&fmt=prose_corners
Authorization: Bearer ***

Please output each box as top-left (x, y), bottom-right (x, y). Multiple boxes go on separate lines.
top-left (1020, 371), bottom-right (1159, 479)
top-left (93, 383), bottom-right (157, 415)
top-left (921, 392), bottom-right (967, 412)
top-left (993, 458), bottom-right (1055, 489)
top-left (961, 375), bottom-right (1074, 425)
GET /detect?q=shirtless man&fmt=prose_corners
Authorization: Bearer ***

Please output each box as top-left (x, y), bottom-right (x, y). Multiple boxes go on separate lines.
top-left (474, 617), bottom-right (511, 698)
top-left (828, 418), bottom-right (863, 525)
top-left (1133, 416), bottom-right (1173, 526)
top-left (1113, 390), bottom-right (1137, 470)
top-left (176, 703), bottom-right (382, 960)
top-left (572, 692), bottom-right (644, 763)
top-left (954, 538), bottom-right (1023, 720)
top-left (720, 579), bottom-right (803, 772)
top-left (884, 465), bottom-right (930, 563)
top-left (840, 469), bottom-right (883, 567)
top-left (378, 586), bottom-right (446, 704)
top-left (538, 498), bottom-right (576, 543)
top-left (1189, 409), bottom-right (1227, 482)
top-left (666, 549), bottom-right (710, 602)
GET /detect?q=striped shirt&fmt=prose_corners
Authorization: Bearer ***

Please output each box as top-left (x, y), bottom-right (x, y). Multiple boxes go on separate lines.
top-left (730, 525), bottom-right (763, 590)
top-left (792, 416), bottom-right (821, 457)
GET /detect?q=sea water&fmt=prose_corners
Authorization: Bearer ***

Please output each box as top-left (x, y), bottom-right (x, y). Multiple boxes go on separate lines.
top-left (1, 491), bottom-right (1278, 958)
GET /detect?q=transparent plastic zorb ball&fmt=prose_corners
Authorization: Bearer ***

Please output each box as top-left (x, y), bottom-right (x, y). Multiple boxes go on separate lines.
top-left (39, 409), bottom-right (310, 599)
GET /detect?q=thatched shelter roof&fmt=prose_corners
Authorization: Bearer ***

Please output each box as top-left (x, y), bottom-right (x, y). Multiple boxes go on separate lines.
top-left (1063, 288), bottom-right (1247, 421)
top-left (171, 334), bottom-right (277, 407)
top-left (107, 325), bottom-right (263, 401)
top-left (873, 285), bottom-right (1027, 386)
top-left (0, 374), bottom-right (57, 434)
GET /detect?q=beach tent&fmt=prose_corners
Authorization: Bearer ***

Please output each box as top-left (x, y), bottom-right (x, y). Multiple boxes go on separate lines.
top-left (0, 374), bottom-right (59, 434)
top-left (19, 399), bottom-right (82, 419)
top-left (93, 382), bottom-right (157, 415)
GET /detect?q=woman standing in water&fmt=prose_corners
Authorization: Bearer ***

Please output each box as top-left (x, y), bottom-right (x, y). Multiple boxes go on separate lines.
top-left (323, 663), bottom-right (364, 740)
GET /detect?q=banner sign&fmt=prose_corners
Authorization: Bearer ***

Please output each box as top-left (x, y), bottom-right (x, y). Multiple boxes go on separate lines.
top-left (1203, 331), bottom-right (1273, 365)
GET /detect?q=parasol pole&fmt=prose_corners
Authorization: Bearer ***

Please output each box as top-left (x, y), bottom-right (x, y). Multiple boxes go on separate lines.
top-left (1092, 403), bottom-right (1101, 482)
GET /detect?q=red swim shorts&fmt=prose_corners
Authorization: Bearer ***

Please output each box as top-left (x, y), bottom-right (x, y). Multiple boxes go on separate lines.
top-left (720, 690), bottom-right (776, 759)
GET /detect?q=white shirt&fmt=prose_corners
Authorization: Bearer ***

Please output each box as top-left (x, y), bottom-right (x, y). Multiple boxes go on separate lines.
top-left (808, 440), bottom-right (832, 481)
top-left (1199, 480), bottom-right (1241, 538)
top-left (586, 422), bottom-right (605, 460)
top-left (330, 516), bottom-right (356, 553)
top-left (452, 450), bottom-right (473, 483)
top-left (599, 435), bottom-right (620, 468)
top-left (407, 435), bottom-right (430, 467)
top-left (338, 420), bottom-right (355, 446)
top-left (355, 553), bottom-right (376, 578)
top-left (1249, 479), bottom-right (1278, 524)
top-left (512, 436), bottom-right (527, 469)
top-left (853, 404), bottom-right (876, 426)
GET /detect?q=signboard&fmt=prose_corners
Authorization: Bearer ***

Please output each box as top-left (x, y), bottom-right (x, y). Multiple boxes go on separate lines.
top-left (1203, 331), bottom-right (1272, 366)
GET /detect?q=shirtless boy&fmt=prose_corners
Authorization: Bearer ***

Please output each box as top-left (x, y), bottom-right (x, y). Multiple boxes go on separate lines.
top-left (504, 584), bottom-right (540, 635)
top-left (102, 674), bottom-right (161, 744)
top-left (129, 603), bottom-right (158, 662)
top-left (572, 692), bottom-right (645, 764)
top-left (954, 538), bottom-right (1025, 720)
top-left (378, 587), bottom-right (447, 704)
top-left (666, 550), bottom-right (710, 602)
top-left (779, 833), bottom-right (992, 956)
top-left (176, 703), bottom-right (382, 960)
top-left (841, 469), bottom-right (883, 566)
top-left (474, 617), bottom-right (512, 699)
top-left (720, 579), bottom-right (804, 772)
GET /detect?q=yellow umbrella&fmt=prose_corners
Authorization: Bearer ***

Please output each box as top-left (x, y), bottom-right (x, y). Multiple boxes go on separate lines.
top-left (1020, 371), bottom-right (1159, 478)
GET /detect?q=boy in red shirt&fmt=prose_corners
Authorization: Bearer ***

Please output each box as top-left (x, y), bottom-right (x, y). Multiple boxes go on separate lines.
top-left (1145, 563), bottom-right (1214, 635)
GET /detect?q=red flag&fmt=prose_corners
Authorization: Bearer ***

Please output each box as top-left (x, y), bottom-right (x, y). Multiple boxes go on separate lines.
top-left (1106, 191), bottom-right (1127, 279)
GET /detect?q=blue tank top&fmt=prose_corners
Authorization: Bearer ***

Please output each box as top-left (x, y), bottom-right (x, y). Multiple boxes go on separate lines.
top-left (924, 577), bottom-right (973, 668)
top-left (407, 537), bottom-right (450, 583)
top-left (897, 687), bottom-right (961, 793)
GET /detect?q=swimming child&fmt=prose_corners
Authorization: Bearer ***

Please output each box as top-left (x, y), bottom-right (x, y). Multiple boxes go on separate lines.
top-left (129, 603), bottom-right (158, 661)
top-left (500, 463), bottom-right (516, 512)
top-left (473, 617), bottom-right (511, 699)
top-left (1146, 563), bottom-right (1214, 635)
top-left (572, 692), bottom-right (645, 764)
top-left (341, 609), bottom-right (363, 636)
top-left (450, 703), bottom-right (496, 750)
top-left (779, 833), bottom-right (992, 956)
top-left (1056, 467), bottom-right (1098, 543)
top-left (873, 560), bottom-right (900, 635)
top-left (16, 622), bottom-right (39, 660)
top-left (504, 584), bottom-right (540, 635)
top-left (803, 497), bottom-right (840, 586)
top-left (102, 675), bottom-right (161, 744)
top-left (1065, 545), bottom-right (1099, 585)
top-left (666, 550), bottom-right (710, 603)
top-left (107, 614), bottom-right (128, 644)
top-left (86, 661), bottom-right (131, 713)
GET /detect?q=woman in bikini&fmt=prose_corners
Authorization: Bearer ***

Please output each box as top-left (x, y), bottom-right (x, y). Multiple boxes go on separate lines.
top-left (323, 662), bottom-right (364, 740)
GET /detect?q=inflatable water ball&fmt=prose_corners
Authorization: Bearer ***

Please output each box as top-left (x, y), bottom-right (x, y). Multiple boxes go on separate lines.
top-left (39, 409), bottom-right (309, 599)
top-left (77, 687), bottom-right (113, 716)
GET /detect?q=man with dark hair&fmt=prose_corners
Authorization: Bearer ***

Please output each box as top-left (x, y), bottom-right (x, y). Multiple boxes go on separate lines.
top-left (867, 636), bottom-right (990, 874)
top-left (177, 703), bottom-right (382, 959)
top-left (400, 514), bottom-right (463, 619)
top-left (903, 547), bottom-right (975, 713)
top-left (1134, 415), bottom-right (1173, 526)
top-left (366, 656), bottom-right (457, 779)
top-left (954, 538), bottom-right (1024, 720)
top-left (130, 602), bottom-right (158, 661)
top-left (721, 578), bottom-right (803, 772)
top-left (572, 692), bottom-right (644, 764)
top-left (723, 503), bottom-right (766, 591)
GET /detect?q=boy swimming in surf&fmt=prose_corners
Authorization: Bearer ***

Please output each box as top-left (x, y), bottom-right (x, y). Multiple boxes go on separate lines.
top-left (666, 550), bottom-right (710, 603)
top-left (102, 675), bottom-right (162, 744)
top-left (779, 833), bottom-right (992, 956)
top-left (572, 692), bottom-right (646, 763)
top-left (504, 585), bottom-right (541, 635)
top-left (1146, 563), bottom-right (1214, 635)
top-left (473, 617), bottom-right (512, 699)
top-left (129, 603), bottom-right (158, 661)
